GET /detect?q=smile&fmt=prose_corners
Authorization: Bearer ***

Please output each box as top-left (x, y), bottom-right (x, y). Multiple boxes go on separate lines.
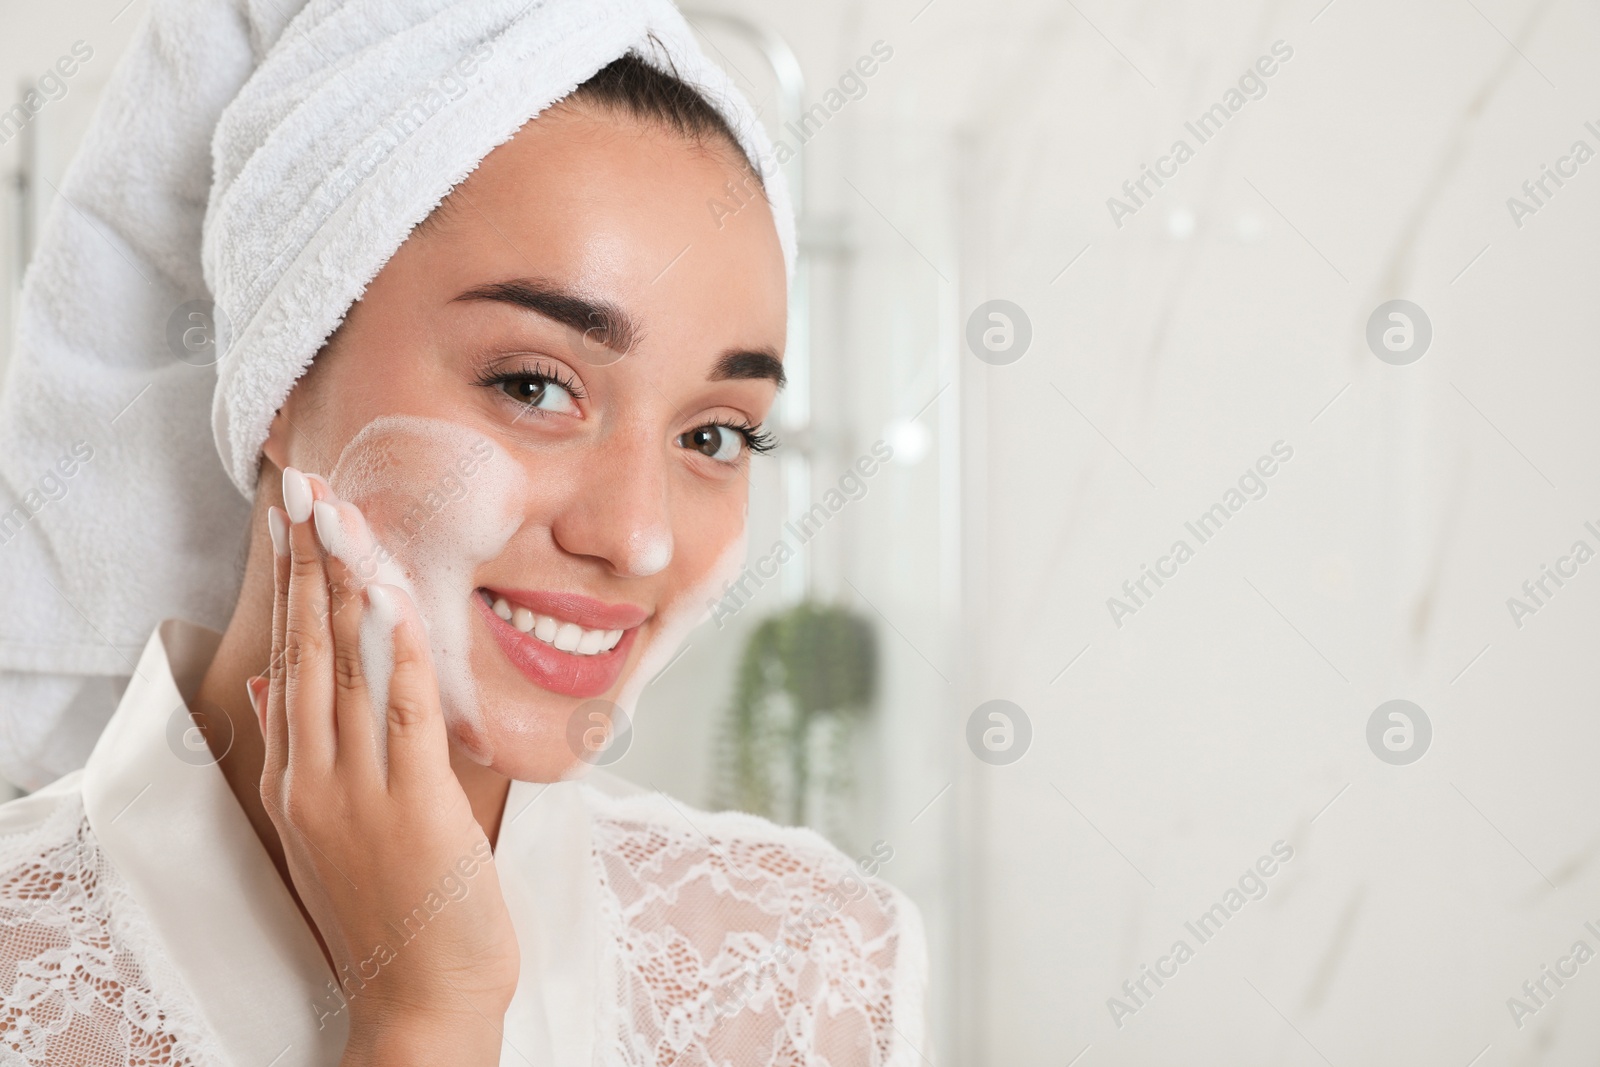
top-left (488, 594), bottom-right (624, 655)
top-left (473, 587), bottom-right (649, 699)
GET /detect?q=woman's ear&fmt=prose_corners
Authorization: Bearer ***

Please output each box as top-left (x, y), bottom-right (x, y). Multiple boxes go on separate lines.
top-left (262, 329), bottom-right (341, 476)
top-left (260, 408), bottom-right (291, 473)
top-left (261, 352), bottom-right (327, 474)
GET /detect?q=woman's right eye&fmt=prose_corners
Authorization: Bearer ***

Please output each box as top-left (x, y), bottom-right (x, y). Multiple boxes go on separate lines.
top-left (498, 375), bottom-right (579, 416)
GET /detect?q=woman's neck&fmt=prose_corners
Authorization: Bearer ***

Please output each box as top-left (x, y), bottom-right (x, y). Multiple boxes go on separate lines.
top-left (194, 502), bottom-right (512, 948)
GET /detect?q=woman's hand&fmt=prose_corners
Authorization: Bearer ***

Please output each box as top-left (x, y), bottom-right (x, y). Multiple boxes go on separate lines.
top-left (251, 467), bottom-right (519, 1066)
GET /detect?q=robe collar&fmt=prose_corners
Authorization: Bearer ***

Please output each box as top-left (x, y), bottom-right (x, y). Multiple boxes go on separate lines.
top-left (80, 619), bottom-right (596, 1066)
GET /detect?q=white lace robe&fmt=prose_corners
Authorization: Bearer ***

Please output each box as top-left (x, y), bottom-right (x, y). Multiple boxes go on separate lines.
top-left (0, 622), bottom-right (927, 1065)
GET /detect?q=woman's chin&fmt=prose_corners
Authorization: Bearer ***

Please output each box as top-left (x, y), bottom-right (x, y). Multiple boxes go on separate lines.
top-left (444, 714), bottom-right (593, 782)
top-left (420, 597), bottom-right (639, 780)
top-left (440, 654), bottom-right (633, 782)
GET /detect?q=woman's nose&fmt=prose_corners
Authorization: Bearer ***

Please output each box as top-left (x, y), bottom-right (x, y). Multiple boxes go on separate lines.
top-left (547, 435), bottom-right (673, 578)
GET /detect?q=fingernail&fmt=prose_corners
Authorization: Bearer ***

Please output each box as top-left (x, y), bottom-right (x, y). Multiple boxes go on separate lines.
top-left (245, 676), bottom-right (266, 715)
top-left (312, 500), bottom-right (342, 555)
top-left (366, 583), bottom-right (396, 621)
top-left (267, 506), bottom-right (289, 558)
top-left (282, 467), bottom-right (313, 524)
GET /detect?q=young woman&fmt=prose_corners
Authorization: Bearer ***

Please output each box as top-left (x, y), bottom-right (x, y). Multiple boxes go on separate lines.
top-left (0, 1), bottom-right (926, 1063)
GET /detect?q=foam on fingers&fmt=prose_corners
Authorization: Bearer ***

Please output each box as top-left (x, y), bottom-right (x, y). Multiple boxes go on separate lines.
top-left (361, 583), bottom-right (401, 774)
top-left (310, 492), bottom-right (419, 770)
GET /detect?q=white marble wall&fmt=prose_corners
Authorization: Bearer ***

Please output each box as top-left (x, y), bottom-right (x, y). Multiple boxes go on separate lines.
top-left (669, 0), bottom-right (1600, 1062)
top-left (922, 0), bottom-right (1600, 1063)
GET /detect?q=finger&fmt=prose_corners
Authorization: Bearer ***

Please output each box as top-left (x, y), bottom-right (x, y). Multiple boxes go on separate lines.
top-left (315, 483), bottom-right (401, 592)
top-left (375, 583), bottom-right (450, 793)
top-left (263, 504), bottom-right (292, 780)
top-left (313, 490), bottom-right (390, 589)
top-left (282, 466), bottom-right (336, 770)
top-left (314, 498), bottom-right (382, 780)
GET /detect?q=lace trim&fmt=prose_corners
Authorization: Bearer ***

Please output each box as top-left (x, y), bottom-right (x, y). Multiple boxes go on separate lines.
top-left (0, 784), bottom-right (927, 1067)
top-left (0, 792), bottom-right (222, 1067)
top-left (587, 788), bottom-right (925, 1066)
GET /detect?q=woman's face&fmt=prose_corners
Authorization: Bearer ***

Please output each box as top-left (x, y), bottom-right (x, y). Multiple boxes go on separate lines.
top-left (263, 102), bottom-right (787, 781)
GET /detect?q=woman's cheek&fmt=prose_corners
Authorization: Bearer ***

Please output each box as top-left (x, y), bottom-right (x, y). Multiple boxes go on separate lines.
top-left (330, 415), bottom-right (530, 765)
top-left (612, 530), bottom-right (748, 715)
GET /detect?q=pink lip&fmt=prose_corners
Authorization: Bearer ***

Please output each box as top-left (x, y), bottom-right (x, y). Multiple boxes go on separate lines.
top-left (472, 591), bottom-right (642, 699)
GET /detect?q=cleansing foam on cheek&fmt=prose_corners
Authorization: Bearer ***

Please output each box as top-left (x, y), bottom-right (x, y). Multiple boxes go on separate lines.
top-left (328, 416), bottom-right (529, 764)
top-left (312, 498), bottom-right (412, 592)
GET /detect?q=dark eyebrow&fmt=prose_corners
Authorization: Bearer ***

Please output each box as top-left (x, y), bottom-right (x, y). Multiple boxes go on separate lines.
top-left (453, 279), bottom-right (636, 355)
top-left (455, 278), bottom-right (782, 386)
top-left (710, 348), bottom-right (786, 389)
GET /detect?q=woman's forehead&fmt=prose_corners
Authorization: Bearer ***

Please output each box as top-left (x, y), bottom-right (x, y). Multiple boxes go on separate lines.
top-left (400, 110), bottom-right (787, 356)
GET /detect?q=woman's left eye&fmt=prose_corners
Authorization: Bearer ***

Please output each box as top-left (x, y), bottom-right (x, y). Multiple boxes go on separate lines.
top-left (679, 425), bottom-right (749, 464)
top-left (497, 375), bottom-right (579, 415)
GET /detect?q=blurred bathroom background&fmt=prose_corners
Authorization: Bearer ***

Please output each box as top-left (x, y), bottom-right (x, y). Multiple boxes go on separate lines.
top-left (8, 0), bottom-right (1600, 1063)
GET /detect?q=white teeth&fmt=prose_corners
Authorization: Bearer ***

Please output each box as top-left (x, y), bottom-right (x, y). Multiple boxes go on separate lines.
top-left (554, 622), bottom-right (582, 652)
top-left (487, 593), bottom-right (629, 655)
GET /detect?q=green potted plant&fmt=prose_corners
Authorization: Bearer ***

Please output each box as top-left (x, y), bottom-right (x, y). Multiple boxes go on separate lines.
top-left (713, 601), bottom-right (878, 830)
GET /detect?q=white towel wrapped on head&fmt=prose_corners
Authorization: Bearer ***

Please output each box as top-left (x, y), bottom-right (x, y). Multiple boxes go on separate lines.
top-left (0, 0), bottom-right (795, 789)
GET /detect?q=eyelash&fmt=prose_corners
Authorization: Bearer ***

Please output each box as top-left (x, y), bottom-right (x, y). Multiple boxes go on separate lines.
top-left (474, 359), bottom-right (777, 457)
top-left (473, 359), bottom-right (586, 403)
top-left (721, 422), bottom-right (777, 456)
